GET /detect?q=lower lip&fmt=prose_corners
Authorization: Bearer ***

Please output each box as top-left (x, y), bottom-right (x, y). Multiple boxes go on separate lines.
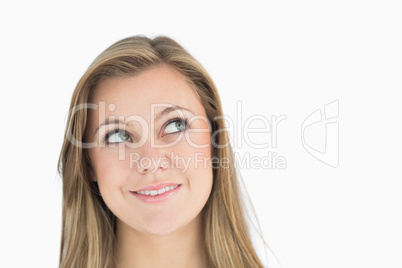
top-left (130, 185), bottom-right (182, 204)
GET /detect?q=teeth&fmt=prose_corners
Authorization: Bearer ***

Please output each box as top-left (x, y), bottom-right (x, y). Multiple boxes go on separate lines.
top-left (157, 188), bottom-right (165, 194)
top-left (136, 185), bottom-right (179, 196)
top-left (149, 190), bottom-right (157, 196)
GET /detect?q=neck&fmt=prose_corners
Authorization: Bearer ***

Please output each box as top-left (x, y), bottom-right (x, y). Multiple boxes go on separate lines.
top-left (115, 213), bottom-right (207, 268)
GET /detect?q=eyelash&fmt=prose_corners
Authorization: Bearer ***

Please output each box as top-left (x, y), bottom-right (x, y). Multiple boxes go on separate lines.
top-left (101, 128), bottom-right (129, 144)
top-left (162, 117), bottom-right (189, 136)
top-left (101, 117), bottom-right (190, 144)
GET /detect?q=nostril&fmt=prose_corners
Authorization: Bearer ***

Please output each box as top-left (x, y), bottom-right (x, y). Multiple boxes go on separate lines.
top-left (133, 155), bottom-right (170, 173)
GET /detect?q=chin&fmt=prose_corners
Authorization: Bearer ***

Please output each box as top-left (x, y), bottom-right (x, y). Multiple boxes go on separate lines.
top-left (139, 212), bottom-right (200, 237)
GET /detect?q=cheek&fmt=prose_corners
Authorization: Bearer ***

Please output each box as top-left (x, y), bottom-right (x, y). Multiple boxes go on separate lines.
top-left (89, 151), bottom-right (134, 217)
top-left (173, 131), bottom-right (212, 171)
top-left (180, 132), bottom-right (213, 190)
top-left (89, 149), bottom-right (131, 188)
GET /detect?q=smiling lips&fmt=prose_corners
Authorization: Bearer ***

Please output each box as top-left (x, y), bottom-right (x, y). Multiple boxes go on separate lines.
top-left (130, 183), bottom-right (182, 204)
top-left (135, 185), bottom-right (180, 196)
top-left (132, 183), bottom-right (181, 196)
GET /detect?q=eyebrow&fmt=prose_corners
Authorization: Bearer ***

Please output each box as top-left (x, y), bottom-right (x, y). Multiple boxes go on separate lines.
top-left (93, 105), bottom-right (195, 136)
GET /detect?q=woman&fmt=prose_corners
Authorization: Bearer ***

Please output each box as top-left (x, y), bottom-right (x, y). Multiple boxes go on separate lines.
top-left (58, 35), bottom-right (266, 268)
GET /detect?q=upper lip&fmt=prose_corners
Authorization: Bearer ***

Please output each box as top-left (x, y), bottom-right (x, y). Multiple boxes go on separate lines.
top-left (132, 183), bottom-right (181, 192)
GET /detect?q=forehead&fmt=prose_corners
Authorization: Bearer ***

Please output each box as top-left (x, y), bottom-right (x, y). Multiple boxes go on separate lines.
top-left (90, 65), bottom-right (205, 117)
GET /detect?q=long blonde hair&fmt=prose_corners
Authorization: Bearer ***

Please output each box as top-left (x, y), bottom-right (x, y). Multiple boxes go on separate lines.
top-left (58, 35), bottom-right (265, 268)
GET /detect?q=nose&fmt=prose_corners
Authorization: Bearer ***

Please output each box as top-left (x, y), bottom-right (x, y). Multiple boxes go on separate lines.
top-left (132, 140), bottom-right (170, 174)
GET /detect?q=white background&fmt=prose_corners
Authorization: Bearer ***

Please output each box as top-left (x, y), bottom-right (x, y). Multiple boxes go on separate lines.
top-left (1, 1), bottom-right (401, 267)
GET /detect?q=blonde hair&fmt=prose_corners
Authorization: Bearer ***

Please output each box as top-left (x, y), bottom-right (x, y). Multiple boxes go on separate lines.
top-left (58, 35), bottom-right (265, 268)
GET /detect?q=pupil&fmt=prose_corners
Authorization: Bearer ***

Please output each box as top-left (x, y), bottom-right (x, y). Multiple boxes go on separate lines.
top-left (119, 132), bottom-right (129, 140)
top-left (176, 121), bottom-right (184, 129)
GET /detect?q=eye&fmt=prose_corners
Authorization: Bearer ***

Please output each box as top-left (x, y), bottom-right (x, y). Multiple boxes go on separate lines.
top-left (105, 130), bottom-right (131, 144)
top-left (163, 118), bottom-right (189, 135)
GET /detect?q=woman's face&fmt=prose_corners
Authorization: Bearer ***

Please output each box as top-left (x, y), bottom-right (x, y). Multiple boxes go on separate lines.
top-left (86, 65), bottom-right (213, 236)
